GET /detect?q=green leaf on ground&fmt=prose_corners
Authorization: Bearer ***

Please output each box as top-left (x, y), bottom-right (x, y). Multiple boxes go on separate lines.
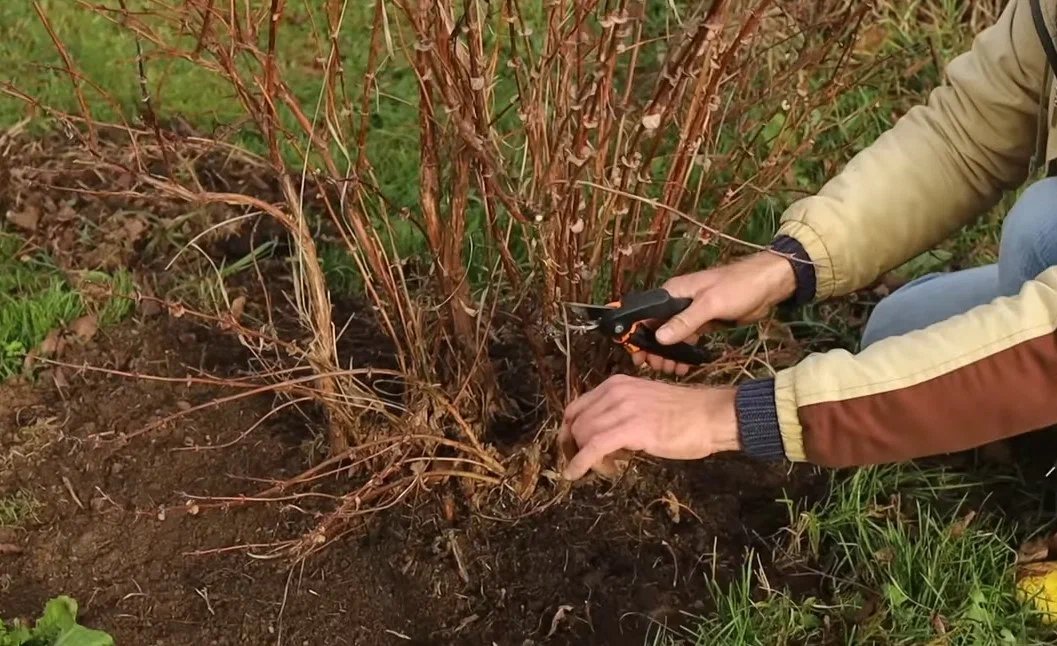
top-left (0, 596), bottom-right (113, 646)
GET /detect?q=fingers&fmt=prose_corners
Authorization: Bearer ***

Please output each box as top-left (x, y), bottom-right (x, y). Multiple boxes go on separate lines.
top-left (561, 377), bottom-right (638, 480)
top-left (641, 332), bottom-right (700, 376)
top-left (556, 423), bottom-right (577, 462)
top-left (564, 376), bottom-right (632, 438)
top-left (562, 377), bottom-right (613, 426)
top-left (563, 428), bottom-right (630, 480)
top-left (630, 349), bottom-right (647, 367)
top-left (655, 297), bottom-right (715, 345)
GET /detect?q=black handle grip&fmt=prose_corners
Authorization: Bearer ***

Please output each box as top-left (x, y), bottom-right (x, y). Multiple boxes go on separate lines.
top-left (626, 324), bottom-right (712, 365)
top-left (613, 288), bottom-right (692, 323)
top-left (606, 288), bottom-right (736, 335)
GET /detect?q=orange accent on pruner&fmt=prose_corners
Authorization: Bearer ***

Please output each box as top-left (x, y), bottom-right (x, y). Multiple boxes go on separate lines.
top-left (616, 320), bottom-right (641, 345)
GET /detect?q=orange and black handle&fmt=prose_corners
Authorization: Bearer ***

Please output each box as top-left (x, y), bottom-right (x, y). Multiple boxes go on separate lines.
top-left (597, 288), bottom-right (714, 365)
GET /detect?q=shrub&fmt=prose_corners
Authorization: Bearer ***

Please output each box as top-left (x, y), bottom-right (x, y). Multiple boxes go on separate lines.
top-left (4, 0), bottom-right (875, 552)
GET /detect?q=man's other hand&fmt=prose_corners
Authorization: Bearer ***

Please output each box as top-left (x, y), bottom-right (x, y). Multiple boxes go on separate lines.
top-left (558, 375), bottom-right (740, 480)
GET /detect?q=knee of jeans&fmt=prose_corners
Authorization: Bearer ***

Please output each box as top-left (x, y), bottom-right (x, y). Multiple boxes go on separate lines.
top-left (1001, 177), bottom-right (1057, 271)
top-left (860, 293), bottom-right (904, 348)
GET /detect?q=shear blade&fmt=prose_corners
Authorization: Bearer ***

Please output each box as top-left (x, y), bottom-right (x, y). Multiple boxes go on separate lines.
top-left (563, 301), bottom-right (614, 321)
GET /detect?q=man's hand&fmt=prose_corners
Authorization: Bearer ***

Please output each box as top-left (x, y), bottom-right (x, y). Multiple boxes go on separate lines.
top-left (558, 375), bottom-right (740, 480)
top-left (634, 251), bottom-right (797, 375)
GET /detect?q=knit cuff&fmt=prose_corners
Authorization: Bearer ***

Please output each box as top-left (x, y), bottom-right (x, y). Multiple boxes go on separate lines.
top-left (770, 235), bottom-right (816, 306)
top-left (735, 378), bottom-right (785, 460)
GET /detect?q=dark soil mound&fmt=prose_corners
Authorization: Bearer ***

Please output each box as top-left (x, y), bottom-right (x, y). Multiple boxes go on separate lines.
top-left (0, 314), bottom-right (821, 645)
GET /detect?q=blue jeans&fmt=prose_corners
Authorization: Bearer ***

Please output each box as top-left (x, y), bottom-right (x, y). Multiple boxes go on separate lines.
top-left (861, 176), bottom-right (1057, 347)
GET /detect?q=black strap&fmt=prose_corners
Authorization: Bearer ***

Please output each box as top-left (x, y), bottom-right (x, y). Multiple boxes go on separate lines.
top-left (1031, 0), bottom-right (1057, 78)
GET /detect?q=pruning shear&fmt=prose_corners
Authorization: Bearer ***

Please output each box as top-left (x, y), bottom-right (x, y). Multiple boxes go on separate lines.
top-left (563, 288), bottom-right (713, 365)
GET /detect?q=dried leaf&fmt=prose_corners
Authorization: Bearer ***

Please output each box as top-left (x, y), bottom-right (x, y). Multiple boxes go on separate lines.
top-left (931, 613), bottom-right (948, 636)
top-left (39, 329), bottom-right (62, 356)
top-left (663, 491), bottom-right (681, 524)
top-left (51, 367), bottom-right (69, 389)
top-left (56, 203), bottom-right (78, 222)
top-left (69, 314), bottom-right (99, 341)
top-left (950, 510), bottom-right (977, 538)
top-left (0, 543), bottom-right (22, 556)
top-left (546, 605), bottom-right (574, 638)
top-left (594, 449), bottom-right (631, 480)
top-left (1018, 532), bottom-right (1057, 564)
top-left (441, 493), bottom-right (456, 523)
top-left (516, 445), bottom-right (540, 501)
top-left (854, 24), bottom-right (889, 56)
top-left (641, 113), bottom-right (661, 131)
top-left (123, 217), bottom-right (148, 242)
top-left (138, 298), bottom-right (162, 318)
top-left (1016, 560), bottom-right (1057, 624)
top-left (6, 205), bottom-right (39, 231)
top-left (230, 295), bottom-right (246, 321)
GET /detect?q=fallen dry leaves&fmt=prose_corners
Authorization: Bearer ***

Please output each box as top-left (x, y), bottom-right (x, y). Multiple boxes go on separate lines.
top-left (1015, 530), bottom-right (1057, 623)
top-left (68, 314), bottom-right (99, 341)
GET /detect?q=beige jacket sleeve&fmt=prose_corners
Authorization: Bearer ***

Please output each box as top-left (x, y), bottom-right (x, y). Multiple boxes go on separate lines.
top-left (733, 0), bottom-right (1057, 467)
top-left (776, 0), bottom-right (1046, 301)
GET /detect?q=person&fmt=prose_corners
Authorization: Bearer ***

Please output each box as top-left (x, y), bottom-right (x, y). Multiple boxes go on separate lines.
top-left (559, 0), bottom-right (1057, 481)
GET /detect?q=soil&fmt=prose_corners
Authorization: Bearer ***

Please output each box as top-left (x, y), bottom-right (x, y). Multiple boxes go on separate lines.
top-left (0, 132), bottom-right (827, 645)
top-left (0, 315), bottom-right (822, 645)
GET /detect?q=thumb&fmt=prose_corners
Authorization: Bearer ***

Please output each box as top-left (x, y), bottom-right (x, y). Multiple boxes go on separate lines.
top-left (655, 298), bottom-right (713, 345)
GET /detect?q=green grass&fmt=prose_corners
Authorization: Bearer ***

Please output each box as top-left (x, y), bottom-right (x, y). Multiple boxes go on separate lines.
top-left (0, 232), bottom-right (132, 379)
top-left (0, 1), bottom-right (422, 204)
top-left (655, 465), bottom-right (1052, 645)
top-left (0, 490), bottom-right (41, 528)
top-left (0, 234), bottom-right (83, 378)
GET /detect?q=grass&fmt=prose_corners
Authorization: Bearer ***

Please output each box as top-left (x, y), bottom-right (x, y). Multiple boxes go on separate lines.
top-left (0, 1), bottom-right (422, 207)
top-left (654, 465), bottom-right (1052, 645)
top-left (0, 231), bottom-right (132, 378)
top-left (0, 490), bottom-right (41, 528)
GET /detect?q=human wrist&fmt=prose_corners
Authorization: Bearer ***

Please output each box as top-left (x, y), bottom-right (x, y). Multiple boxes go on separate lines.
top-left (750, 248), bottom-right (798, 307)
top-left (707, 387), bottom-right (741, 454)
top-left (769, 235), bottom-right (816, 306)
